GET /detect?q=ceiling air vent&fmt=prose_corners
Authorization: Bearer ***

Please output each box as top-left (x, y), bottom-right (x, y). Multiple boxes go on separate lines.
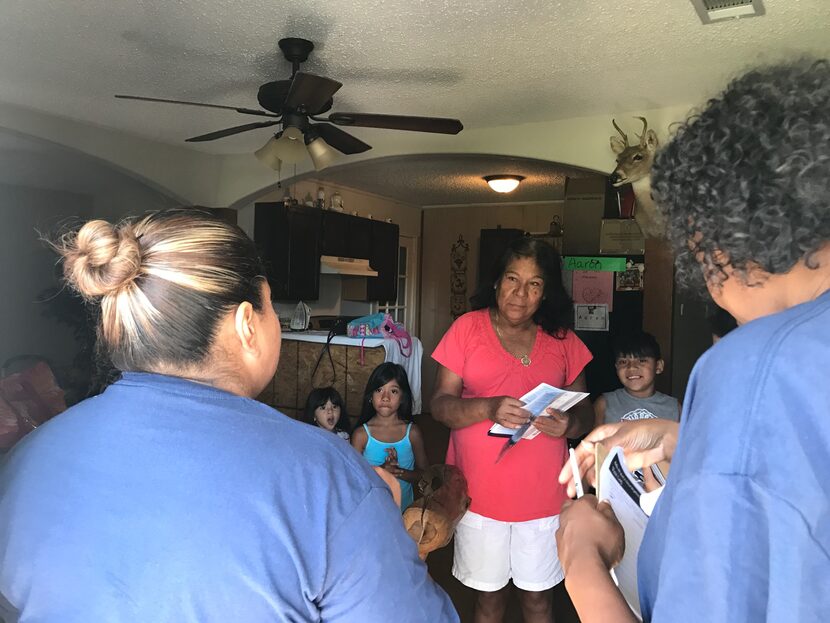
top-left (690, 0), bottom-right (765, 24)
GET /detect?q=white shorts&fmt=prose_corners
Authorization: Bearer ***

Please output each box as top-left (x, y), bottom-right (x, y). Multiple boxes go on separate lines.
top-left (452, 511), bottom-right (563, 592)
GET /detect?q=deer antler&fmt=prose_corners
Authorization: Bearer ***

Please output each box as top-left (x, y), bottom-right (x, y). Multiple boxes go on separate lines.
top-left (635, 117), bottom-right (649, 145)
top-left (612, 119), bottom-right (629, 146)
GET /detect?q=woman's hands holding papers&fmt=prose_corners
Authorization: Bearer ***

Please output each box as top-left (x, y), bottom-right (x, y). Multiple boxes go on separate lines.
top-left (557, 495), bottom-right (625, 574)
top-left (487, 396), bottom-right (531, 429)
top-left (533, 408), bottom-right (571, 437)
top-left (557, 497), bottom-right (639, 623)
top-left (559, 419), bottom-right (679, 498)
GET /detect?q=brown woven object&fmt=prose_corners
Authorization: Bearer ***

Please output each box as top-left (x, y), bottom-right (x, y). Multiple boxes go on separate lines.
top-left (403, 464), bottom-right (471, 559)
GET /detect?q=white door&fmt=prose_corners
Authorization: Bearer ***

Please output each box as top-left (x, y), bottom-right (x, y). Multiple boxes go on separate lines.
top-left (374, 235), bottom-right (418, 334)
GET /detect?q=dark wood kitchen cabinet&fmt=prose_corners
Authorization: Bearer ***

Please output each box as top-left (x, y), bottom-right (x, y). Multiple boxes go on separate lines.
top-left (255, 203), bottom-right (400, 303)
top-left (341, 218), bottom-right (400, 303)
top-left (254, 202), bottom-right (322, 301)
top-left (320, 211), bottom-right (372, 259)
top-left (478, 227), bottom-right (524, 289)
top-left (366, 219), bottom-right (399, 302)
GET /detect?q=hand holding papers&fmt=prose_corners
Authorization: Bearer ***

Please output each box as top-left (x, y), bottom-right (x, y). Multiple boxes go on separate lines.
top-left (597, 446), bottom-right (653, 620)
top-left (489, 383), bottom-right (589, 439)
top-left (558, 419), bottom-right (679, 498)
top-left (490, 383), bottom-right (589, 463)
top-left (559, 436), bottom-right (669, 620)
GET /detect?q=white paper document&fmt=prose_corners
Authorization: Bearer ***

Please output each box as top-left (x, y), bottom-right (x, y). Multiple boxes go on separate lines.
top-left (488, 383), bottom-right (589, 440)
top-left (598, 446), bottom-right (657, 621)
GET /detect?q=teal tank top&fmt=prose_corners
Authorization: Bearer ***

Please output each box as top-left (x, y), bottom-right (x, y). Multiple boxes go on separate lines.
top-left (362, 423), bottom-right (415, 511)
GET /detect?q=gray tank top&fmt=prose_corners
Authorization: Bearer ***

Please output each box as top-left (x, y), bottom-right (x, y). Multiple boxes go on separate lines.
top-left (602, 388), bottom-right (680, 424)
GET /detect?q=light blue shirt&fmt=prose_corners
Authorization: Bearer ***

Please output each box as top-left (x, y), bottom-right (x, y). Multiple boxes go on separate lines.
top-left (639, 290), bottom-right (830, 622)
top-left (0, 373), bottom-right (457, 622)
top-left (362, 423), bottom-right (415, 510)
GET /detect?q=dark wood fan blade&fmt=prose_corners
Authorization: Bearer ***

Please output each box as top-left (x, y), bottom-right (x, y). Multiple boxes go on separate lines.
top-left (327, 112), bottom-right (463, 135)
top-left (314, 123), bottom-right (371, 154)
top-left (284, 72), bottom-right (342, 114)
top-left (185, 120), bottom-right (280, 143)
top-left (115, 95), bottom-right (279, 118)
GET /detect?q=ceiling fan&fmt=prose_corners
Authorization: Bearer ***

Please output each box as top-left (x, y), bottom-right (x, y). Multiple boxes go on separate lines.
top-left (115, 37), bottom-right (464, 171)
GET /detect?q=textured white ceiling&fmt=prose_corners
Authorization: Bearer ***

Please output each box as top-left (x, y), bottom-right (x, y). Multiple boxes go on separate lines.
top-left (0, 0), bottom-right (827, 158)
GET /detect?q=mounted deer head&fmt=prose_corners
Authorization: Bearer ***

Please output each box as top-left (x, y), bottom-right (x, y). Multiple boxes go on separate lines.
top-left (609, 117), bottom-right (659, 187)
top-left (608, 117), bottom-right (666, 239)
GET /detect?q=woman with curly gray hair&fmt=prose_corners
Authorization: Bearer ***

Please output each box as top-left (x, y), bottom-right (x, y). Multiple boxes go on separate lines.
top-left (555, 59), bottom-right (830, 622)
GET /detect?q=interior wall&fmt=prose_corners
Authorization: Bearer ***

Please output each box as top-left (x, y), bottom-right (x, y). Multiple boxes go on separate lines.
top-left (0, 102), bottom-right (218, 207)
top-left (0, 133), bottom-right (180, 397)
top-left (0, 184), bottom-right (93, 369)
top-left (419, 201), bottom-right (564, 408)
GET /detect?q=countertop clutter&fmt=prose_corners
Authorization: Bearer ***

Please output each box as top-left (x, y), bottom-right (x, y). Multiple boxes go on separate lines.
top-left (280, 330), bottom-right (385, 347)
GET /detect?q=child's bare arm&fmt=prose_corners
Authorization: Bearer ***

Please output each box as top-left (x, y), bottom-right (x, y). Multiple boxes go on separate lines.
top-left (411, 424), bottom-right (429, 471)
top-left (350, 426), bottom-right (368, 455)
top-left (397, 424), bottom-right (428, 484)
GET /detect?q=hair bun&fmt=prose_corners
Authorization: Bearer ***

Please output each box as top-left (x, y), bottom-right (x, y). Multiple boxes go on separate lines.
top-left (62, 220), bottom-right (142, 297)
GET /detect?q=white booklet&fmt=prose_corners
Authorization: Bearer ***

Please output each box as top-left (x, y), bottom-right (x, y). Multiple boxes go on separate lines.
top-left (488, 383), bottom-right (589, 440)
top-left (597, 446), bottom-right (663, 621)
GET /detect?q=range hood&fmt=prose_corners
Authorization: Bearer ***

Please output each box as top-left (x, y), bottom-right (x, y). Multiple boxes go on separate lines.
top-left (320, 255), bottom-right (378, 277)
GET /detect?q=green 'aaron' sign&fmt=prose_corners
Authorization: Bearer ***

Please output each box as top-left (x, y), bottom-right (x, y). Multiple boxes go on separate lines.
top-left (563, 256), bottom-right (627, 272)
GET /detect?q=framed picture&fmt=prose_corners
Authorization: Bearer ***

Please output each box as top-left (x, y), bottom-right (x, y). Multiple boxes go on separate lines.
top-left (616, 261), bottom-right (645, 291)
top-left (575, 304), bottom-right (609, 332)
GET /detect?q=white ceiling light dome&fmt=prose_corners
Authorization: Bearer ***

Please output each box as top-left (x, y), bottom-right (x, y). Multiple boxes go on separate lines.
top-left (483, 175), bottom-right (525, 193)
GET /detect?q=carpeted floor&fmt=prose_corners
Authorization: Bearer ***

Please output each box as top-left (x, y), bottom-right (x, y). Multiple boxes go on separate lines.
top-left (417, 413), bottom-right (581, 623)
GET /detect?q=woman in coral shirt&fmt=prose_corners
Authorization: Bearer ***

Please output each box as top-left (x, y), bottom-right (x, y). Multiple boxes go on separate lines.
top-left (431, 237), bottom-right (594, 623)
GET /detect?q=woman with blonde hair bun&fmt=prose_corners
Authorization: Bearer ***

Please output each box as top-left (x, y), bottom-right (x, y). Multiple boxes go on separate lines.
top-left (0, 210), bottom-right (456, 622)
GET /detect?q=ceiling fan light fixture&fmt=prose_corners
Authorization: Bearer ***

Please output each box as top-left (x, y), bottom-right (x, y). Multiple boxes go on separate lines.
top-left (484, 175), bottom-right (525, 193)
top-left (254, 137), bottom-right (283, 171)
top-left (282, 125), bottom-right (304, 141)
top-left (306, 135), bottom-right (339, 171)
top-left (116, 37), bottom-right (464, 170)
top-left (265, 130), bottom-right (308, 164)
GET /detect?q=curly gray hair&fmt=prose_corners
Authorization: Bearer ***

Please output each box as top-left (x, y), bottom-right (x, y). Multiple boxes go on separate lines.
top-left (652, 59), bottom-right (830, 293)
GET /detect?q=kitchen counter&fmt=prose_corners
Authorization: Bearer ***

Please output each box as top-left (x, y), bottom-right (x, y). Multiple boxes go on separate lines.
top-left (261, 331), bottom-right (423, 420)
top-left (280, 330), bottom-right (385, 347)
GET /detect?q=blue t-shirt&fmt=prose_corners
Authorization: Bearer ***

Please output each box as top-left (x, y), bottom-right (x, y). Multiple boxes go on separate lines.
top-left (0, 373), bottom-right (457, 622)
top-left (639, 290), bottom-right (830, 622)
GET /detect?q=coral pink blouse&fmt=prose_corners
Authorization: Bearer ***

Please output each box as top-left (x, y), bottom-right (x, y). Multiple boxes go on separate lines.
top-left (432, 309), bottom-right (592, 522)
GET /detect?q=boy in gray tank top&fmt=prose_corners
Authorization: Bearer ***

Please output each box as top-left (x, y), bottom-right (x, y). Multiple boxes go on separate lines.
top-left (594, 331), bottom-right (681, 427)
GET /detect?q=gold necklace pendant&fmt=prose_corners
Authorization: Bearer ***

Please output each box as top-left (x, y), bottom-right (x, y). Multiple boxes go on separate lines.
top-left (494, 313), bottom-right (532, 366)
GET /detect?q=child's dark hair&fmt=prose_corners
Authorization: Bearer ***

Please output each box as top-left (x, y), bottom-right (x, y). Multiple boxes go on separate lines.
top-left (708, 307), bottom-right (738, 339)
top-left (357, 363), bottom-right (414, 427)
top-left (613, 331), bottom-right (662, 361)
top-left (303, 386), bottom-right (350, 432)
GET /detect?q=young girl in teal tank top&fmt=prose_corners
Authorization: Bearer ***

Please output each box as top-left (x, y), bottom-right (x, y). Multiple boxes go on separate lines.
top-left (351, 363), bottom-right (428, 511)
